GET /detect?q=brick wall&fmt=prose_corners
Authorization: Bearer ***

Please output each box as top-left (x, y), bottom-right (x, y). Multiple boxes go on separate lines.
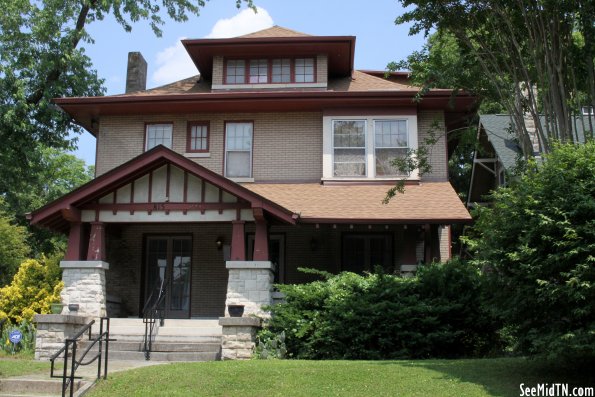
top-left (418, 110), bottom-right (448, 181)
top-left (97, 112), bottom-right (323, 181)
top-left (212, 56), bottom-right (223, 86)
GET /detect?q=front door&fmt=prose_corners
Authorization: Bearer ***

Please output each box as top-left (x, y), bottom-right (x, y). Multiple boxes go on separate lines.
top-left (145, 236), bottom-right (192, 318)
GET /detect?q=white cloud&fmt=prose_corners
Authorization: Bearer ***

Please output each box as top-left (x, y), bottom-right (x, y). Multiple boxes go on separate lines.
top-left (151, 7), bottom-right (274, 86)
top-left (206, 7), bottom-right (273, 38)
top-left (151, 37), bottom-right (197, 86)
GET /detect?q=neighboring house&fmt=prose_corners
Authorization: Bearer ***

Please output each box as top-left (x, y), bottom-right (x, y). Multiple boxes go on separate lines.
top-left (29, 26), bottom-right (474, 321)
top-left (468, 113), bottom-right (593, 207)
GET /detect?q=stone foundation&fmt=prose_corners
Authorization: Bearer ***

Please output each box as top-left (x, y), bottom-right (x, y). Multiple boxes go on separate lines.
top-left (33, 314), bottom-right (90, 360)
top-left (225, 261), bottom-right (273, 317)
top-left (219, 317), bottom-right (261, 360)
top-left (60, 261), bottom-right (109, 317)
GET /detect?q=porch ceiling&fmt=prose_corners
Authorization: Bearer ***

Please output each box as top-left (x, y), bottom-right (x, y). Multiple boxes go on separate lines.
top-left (243, 182), bottom-right (472, 224)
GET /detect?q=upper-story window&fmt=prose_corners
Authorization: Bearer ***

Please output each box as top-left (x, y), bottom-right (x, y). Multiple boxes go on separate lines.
top-left (224, 57), bottom-right (315, 85)
top-left (249, 59), bottom-right (268, 83)
top-left (225, 122), bottom-right (253, 178)
top-left (374, 120), bottom-right (408, 176)
top-left (146, 123), bottom-right (173, 151)
top-left (226, 60), bottom-right (246, 84)
top-left (333, 120), bottom-right (366, 177)
top-left (323, 115), bottom-right (418, 180)
top-left (294, 58), bottom-right (314, 83)
top-left (187, 122), bottom-right (209, 152)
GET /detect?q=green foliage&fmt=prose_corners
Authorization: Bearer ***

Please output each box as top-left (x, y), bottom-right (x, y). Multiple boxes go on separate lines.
top-left (0, 320), bottom-right (36, 355)
top-left (0, 256), bottom-right (63, 324)
top-left (263, 260), bottom-right (501, 360)
top-left (254, 329), bottom-right (287, 359)
top-left (0, 200), bottom-right (30, 286)
top-left (466, 142), bottom-right (595, 360)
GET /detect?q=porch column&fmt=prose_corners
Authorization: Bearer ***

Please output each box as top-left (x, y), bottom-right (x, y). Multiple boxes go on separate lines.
top-left (64, 222), bottom-right (84, 261)
top-left (230, 220), bottom-right (246, 261)
top-left (253, 208), bottom-right (269, 261)
top-left (87, 221), bottom-right (106, 261)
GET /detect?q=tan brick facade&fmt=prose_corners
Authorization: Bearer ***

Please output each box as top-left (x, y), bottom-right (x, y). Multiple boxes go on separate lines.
top-left (418, 110), bottom-right (448, 181)
top-left (97, 112), bottom-right (323, 181)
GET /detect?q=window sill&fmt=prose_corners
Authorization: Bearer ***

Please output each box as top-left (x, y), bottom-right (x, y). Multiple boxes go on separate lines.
top-left (184, 152), bottom-right (210, 158)
top-left (229, 177), bottom-right (255, 183)
top-left (212, 82), bottom-right (327, 90)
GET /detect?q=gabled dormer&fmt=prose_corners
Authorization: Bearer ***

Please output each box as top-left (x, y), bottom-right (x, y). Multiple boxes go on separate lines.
top-left (182, 26), bottom-right (355, 91)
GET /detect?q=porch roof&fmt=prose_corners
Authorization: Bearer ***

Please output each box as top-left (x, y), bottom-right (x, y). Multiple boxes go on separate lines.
top-left (243, 182), bottom-right (472, 224)
top-left (27, 146), bottom-right (297, 232)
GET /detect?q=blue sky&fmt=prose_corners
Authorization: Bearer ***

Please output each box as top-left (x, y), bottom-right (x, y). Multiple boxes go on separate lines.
top-left (71, 0), bottom-right (426, 165)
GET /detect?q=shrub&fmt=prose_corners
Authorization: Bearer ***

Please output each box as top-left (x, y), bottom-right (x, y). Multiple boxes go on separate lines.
top-left (466, 142), bottom-right (595, 360)
top-left (261, 260), bottom-right (501, 359)
top-left (0, 256), bottom-right (63, 324)
top-left (0, 200), bottom-right (30, 286)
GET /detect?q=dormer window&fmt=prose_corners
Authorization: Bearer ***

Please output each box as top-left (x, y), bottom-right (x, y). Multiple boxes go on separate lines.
top-left (224, 57), bottom-right (316, 85)
top-left (226, 60), bottom-right (246, 84)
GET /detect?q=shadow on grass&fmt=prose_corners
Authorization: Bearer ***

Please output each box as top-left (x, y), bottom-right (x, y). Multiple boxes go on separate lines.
top-left (386, 357), bottom-right (595, 397)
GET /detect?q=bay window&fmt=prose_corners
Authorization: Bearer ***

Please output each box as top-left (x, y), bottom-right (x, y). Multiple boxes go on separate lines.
top-left (224, 57), bottom-right (315, 85)
top-left (225, 122), bottom-right (253, 178)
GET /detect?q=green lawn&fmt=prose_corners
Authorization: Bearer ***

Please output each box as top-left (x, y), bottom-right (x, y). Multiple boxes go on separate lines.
top-left (88, 358), bottom-right (594, 397)
top-left (0, 354), bottom-right (51, 378)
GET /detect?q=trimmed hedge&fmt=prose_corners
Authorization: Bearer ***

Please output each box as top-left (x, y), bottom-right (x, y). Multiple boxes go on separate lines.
top-left (262, 260), bottom-right (501, 359)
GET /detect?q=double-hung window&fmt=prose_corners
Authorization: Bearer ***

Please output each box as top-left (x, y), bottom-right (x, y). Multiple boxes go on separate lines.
top-left (374, 120), bottom-right (409, 176)
top-left (146, 123), bottom-right (173, 151)
top-left (187, 122), bottom-right (209, 152)
top-left (333, 120), bottom-right (367, 177)
top-left (225, 122), bottom-right (253, 178)
top-left (226, 60), bottom-right (246, 84)
top-left (294, 58), bottom-right (314, 83)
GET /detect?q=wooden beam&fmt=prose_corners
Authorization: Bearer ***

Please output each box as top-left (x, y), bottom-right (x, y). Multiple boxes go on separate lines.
top-left (60, 206), bottom-right (81, 222)
top-left (80, 202), bottom-right (250, 212)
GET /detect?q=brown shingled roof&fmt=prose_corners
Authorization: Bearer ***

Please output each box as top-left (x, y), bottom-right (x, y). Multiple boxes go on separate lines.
top-left (243, 182), bottom-right (471, 223)
top-left (238, 25), bottom-right (311, 38)
top-left (329, 70), bottom-right (417, 92)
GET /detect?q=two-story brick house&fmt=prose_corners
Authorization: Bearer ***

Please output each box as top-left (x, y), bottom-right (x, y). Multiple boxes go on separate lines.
top-left (29, 26), bottom-right (473, 321)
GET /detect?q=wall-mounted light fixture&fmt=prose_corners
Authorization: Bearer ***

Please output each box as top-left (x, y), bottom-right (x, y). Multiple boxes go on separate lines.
top-left (216, 237), bottom-right (224, 250)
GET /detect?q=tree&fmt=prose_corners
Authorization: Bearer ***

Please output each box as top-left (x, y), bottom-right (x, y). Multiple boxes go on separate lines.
top-left (0, 200), bottom-right (30, 286)
top-left (0, 0), bottom-right (253, 223)
top-left (465, 142), bottom-right (595, 359)
top-left (394, 0), bottom-right (595, 157)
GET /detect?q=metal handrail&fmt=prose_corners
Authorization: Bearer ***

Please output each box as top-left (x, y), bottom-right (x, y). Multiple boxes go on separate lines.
top-left (49, 317), bottom-right (111, 397)
top-left (143, 277), bottom-right (167, 360)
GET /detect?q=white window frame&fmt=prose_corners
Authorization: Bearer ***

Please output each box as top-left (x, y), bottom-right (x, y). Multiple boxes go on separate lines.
top-left (373, 119), bottom-right (410, 177)
top-left (331, 119), bottom-right (368, 178)
top-left (322, 115), bottom-right (418, 180)
top-left (224, 122), bottom-right (253, 180)
top-left (145, 123), bottom-right (173, 151)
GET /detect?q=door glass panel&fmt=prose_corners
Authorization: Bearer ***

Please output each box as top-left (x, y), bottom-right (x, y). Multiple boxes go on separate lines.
top-left (170, 239), bottom-right (191, 312)
top-left (342, 236), bottom-right (366, 273)
top-left (146, 239), bottom-right (167, 297)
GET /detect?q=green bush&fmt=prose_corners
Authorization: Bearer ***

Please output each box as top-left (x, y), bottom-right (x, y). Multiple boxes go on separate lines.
top-left (466, 142), bottom-right (595, 360)
top-left (260, 260), bottom-right (501, 359)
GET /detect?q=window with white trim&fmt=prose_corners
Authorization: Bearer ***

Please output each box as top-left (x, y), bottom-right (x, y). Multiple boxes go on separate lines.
top-left (145, 123), bottom-right (173, 151)
top-left (225, 122), bottom-right (253, 178)
top-left (374, 120), bottom-right (409, 176)
top-left (333, 120), bottom-right (367, 177)
top-left (226, 60), bottom-right (245, 84)
top-left (323, 115), bottom-right (418, 180)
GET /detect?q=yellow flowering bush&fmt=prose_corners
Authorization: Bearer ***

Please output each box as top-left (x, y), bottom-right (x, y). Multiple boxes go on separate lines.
top-left (0, 256), bottom-right (62, 324)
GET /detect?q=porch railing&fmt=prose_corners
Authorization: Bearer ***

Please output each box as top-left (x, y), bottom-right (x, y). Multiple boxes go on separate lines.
top-left (142, 277), bottom-right (167, 360)
top-left (49, 317), bottom-right (111, 397)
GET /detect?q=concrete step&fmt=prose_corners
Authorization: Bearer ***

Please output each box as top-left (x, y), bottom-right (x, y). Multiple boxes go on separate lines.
top-left (108, 350), bottom-right (219, 362)
top-left (80, 340), bottom-right (220, 353)
top-left (0, 379), bottom-right (88, 396)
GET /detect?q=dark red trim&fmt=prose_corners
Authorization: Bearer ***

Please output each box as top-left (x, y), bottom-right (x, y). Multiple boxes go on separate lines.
top-left (230, 220), bottom-right (246, 261)
top-left (130, 180), bottom-right (135, 215)
top-left (183, 171), bottom-right (188, 214)
top-left (252, 208), bottom-right (269, 261)
top-left (200, 179), bottom-right (206, 214)
top-left (186, 121), bottom-right (210, 153)
top-left (81, 202), bottom-right (249, 212)
top-left (87, 221), bottom-right (106, 261)
top-left (300, 217), bottom-right (472, 225)
top-left (218, 188), bottom-right (223, 214)
top-left (64, 222), bottom-right (83, 260)
top-left (148, 171), bottom-right (153, 204)
top-left (28, 146), bottom-right (297, 231)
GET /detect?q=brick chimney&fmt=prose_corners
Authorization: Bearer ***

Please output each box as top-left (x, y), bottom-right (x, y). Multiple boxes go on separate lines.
top-left (125, 52), bottom-right (147, 93)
